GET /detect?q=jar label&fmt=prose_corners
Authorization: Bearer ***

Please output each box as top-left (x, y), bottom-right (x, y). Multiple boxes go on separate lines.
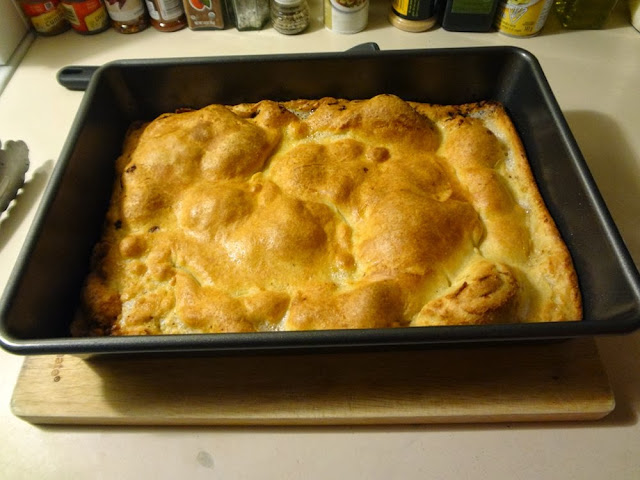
top-left (62, 0), bottom-right (109, 32)
top-left (21, 1), bottom-right (69, 33)
top-left (391, 0), bottom-right (433, 20)
top-left (30, 8), bottom-right (67, 33)
top-left (451, 0), bottom-right (495, 14)
top-left (183, 0), bottom-right (225, 29)
top-left (145, 0), bottom-right (183, 21)
top-left (21, 0), bottom-right (62, 16)
top-left (104, 0), bottom-right (146, 22)
top-left (85, 3), bottom-right (109, 28)
top-left (324, 0), bottom-right (369, 33)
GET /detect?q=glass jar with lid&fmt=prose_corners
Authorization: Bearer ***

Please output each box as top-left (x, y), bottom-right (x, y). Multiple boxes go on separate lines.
top-left (19, 0), bottom-right (70, 36)
top-left (271, 0), bottom-right (309, 34)
top-left (60, 0), bottom-right (110, 34)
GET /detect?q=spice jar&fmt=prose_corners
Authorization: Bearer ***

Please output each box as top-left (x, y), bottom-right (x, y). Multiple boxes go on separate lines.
top-left (19, 0), bottom-right (70, 36)
top-left (231, 0), bottom-right (269, 29)
top-left (61, 0), bottom-right (110, 34)
top-left (145, 0), bottom-right (187, 30)
top-left (104, 0), bottom-right (149, 33)
top-left (271, 0), bottom-right (309, 34)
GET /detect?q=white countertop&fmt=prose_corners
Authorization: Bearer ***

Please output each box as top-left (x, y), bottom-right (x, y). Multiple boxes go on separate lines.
top-left (1, 1), bottom-right (640, 478)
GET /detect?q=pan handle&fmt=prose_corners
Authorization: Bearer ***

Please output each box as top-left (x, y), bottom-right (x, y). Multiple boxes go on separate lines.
top-left (347, 42), bottom-right (380, 53)
top-left (56, 66), bottom-right (99, 91)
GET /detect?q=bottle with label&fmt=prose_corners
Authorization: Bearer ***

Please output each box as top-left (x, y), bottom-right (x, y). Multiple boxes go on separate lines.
top-left (61, 0), bottom-right (110, 34)
top-left (435, 0), bottom-right (499, 32)
top-left (271, 0), bottom-right (310, 34)
top-left (324, 0), bottom-right (369, 33)
top-left (104, 0), bottom-right (149, 33)
top-left (182, 0), bottom-right (226, 29)
top-left (145, 0), bottom-right (187, 30)
top-left (19, 0), bottom-right (70, 36)
top-left (553, 0), bottom-right (618, 29)
top-left (389, 0), bottom-right (436, 32)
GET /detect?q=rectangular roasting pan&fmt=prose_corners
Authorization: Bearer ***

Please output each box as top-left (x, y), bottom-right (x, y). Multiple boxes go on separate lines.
top-left (1, 44), bottom-right (639, 356)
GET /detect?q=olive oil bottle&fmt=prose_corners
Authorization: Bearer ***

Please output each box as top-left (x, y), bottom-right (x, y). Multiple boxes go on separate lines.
top-left (553, 0), bottom-right (618, 29)
top-left (435, 0), bottom-right (499, 32)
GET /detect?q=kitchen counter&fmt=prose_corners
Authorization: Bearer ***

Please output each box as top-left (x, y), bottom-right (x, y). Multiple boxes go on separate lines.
top-left (1, 1), bottom-right (639, 478)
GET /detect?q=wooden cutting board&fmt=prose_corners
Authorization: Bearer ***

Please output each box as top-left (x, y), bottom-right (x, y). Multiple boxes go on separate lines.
top-left (11, 338), bottom-right (614, 425)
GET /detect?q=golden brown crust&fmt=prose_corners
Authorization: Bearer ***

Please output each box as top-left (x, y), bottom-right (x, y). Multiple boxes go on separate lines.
top-left (75, 95), bottom-right (582, 336)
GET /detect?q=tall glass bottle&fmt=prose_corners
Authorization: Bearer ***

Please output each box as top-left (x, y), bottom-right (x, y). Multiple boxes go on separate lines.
top-left (435, 0), bottom-right (499, 32)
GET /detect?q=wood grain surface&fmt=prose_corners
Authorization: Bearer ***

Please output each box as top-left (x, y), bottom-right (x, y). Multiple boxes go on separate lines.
top-left (11, 338), bottom-right (615, 425)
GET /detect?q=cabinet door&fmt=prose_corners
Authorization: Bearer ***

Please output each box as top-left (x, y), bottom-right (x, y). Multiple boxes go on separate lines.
top-left (0, 2), bottom-right (29, 65)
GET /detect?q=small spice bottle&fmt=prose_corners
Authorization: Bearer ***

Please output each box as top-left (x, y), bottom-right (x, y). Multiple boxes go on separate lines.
top-left (145, 0), bottom-right (187, 30)
top-left (231, 0), bottom-right (270, 30)
top-left (60, 0), bottom-right (110, 34)
top-left (104, 0), bottom-right (149, 33)
top-left (19, 0), bottom-right (70, 36)
top-left (271, 0), bottom-right (309, 34)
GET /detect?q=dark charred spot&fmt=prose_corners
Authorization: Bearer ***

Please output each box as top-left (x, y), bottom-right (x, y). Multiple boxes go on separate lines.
top-left (114, 220), bottom-right (122, 230)
top-left (452, 282), bottom-right (468, 297)
top-left (148, 226), bottom-right (160, 233)
top-left (125, 165), bottom-right (137, 173)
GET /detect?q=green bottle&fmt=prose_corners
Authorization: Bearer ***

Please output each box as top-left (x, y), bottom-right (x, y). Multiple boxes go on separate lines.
top-left (554, 0), bottom-right (619, 29)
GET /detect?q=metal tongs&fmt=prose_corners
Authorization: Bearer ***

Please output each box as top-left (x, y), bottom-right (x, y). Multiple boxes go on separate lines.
top-left (0, 140), bottom-right (29, 213)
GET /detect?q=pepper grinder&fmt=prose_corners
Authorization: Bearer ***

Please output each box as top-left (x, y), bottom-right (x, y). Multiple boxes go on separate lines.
top-left (231, 0), bottom-right (270, 30)
top-left (271, 0), bottom-right (309, 34)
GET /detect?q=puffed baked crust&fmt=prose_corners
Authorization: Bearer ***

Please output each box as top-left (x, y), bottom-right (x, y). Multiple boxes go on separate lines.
top-left (73, 94), bottom-right (582, 336)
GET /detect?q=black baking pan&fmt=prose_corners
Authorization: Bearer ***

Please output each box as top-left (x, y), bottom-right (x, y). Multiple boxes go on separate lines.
top-left (1, 45), bottom-right (639, 356)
